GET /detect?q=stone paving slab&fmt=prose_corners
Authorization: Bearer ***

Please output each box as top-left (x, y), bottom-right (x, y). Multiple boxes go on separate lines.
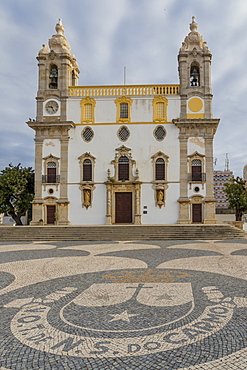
top-left (0, 239), bottom-right (246, 369)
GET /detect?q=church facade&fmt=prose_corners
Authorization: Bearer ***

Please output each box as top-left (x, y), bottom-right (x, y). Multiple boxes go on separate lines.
top-left (28, 17), bottom-right (219, 226)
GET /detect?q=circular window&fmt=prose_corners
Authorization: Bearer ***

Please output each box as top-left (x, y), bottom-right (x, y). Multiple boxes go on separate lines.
top-left (194, 186), bottom-right (200, 193)
top-left (154, 125), bottom-right (166, 141)
top-left (118, 126), bottom-right (130, 141)
top-left (48, 188), bottom-right (54, 194)
top-left (82, 127), bottom-right (94, 142)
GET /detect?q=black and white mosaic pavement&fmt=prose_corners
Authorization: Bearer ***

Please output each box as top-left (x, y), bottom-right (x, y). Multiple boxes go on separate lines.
top-left (0, 239), bottom-right (246, 369)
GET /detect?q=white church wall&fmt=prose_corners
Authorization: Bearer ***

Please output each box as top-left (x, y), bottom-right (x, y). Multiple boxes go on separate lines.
top-left (68, 183), bottom-right (106, 225)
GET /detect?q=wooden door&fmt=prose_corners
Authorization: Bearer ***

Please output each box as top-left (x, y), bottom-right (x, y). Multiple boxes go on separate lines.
top-left (115, 192), bottom-right (132, 223)
top-left (47, 205), bottom-right (56, 224)
top-left (192, 204), bottom-right (202, 223)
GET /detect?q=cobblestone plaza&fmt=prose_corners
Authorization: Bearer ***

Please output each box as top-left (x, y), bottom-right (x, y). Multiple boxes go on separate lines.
top-left (0, 239), bottom-right (246, 369)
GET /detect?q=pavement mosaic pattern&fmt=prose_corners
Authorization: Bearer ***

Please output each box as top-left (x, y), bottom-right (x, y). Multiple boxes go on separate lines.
top-left (0, 239), bottom-right (246, 369)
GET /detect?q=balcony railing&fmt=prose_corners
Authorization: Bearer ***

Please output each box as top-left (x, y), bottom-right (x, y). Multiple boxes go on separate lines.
top-left (42, 175), bottom-right (60, 184)
top-left (188, 173), bottom-right (206, 182)
top-left (68, 84), bottom-right (180, 98)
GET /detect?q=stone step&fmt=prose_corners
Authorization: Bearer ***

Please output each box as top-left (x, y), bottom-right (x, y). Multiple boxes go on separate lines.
top-left (0, 224), bottom-right (245, 241)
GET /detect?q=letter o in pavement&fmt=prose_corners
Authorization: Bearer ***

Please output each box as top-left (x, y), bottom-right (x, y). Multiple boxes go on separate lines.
top-left (17, 316), bottom-right (41, 323)
top-left (209, 307), bottom-right (229, 314)
top-left (144, 341), bottom-right (161, 350)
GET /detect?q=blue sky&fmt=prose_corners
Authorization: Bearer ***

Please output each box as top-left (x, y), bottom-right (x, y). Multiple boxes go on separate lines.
top-left (0, 0), bottom-right (246, 176)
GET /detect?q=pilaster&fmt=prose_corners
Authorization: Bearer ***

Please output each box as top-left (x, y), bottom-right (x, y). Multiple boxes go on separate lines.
top-left (177, 136), bottom-right (190, 223)
top-left (204, 136), bottom-right (217, 223)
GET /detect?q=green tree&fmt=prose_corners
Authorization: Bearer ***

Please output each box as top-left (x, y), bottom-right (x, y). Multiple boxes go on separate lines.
top-left (0, 163), bottom-right (34, 225)
top-left (224, 176), bottom-right (247, 221)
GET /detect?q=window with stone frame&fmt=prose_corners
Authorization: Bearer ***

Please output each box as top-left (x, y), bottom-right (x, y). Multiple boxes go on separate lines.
top-left (115, 97), bottom-right (133, 123)
top-left (152, 96), bottom-right (168, 122)
top-left (80, 97), bottom-right (96, 124)
top-left (78, 153), bottom-right (96, 183)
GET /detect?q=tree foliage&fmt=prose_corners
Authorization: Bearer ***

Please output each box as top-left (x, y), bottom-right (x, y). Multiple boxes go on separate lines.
top-left (224, 176), bottom-right (247, 221)
top-left (0, 163), bottom-right (34, 225)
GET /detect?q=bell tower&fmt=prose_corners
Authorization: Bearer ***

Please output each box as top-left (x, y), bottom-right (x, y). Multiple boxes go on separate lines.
top-left (178, 16), bottom-right (212, 119)
top-left (174, 17), bottom-right (220, 224)
top-left (36, 18), bottom-right (79, 122)
top-left (28, 19), bottom-right (79, 226)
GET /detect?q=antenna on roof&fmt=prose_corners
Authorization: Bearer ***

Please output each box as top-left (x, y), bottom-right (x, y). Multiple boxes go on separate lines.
top-left (124, 66), bottom-right (126, 85)
top-left (225, 153), bottom-right (230, 171)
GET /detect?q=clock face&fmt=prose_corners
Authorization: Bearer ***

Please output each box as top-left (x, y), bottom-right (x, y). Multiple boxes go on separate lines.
top-left (45, 100), bottom-right (59, 114)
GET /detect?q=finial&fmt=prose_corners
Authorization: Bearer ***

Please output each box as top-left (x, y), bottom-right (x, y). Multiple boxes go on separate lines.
top-left (190, 16), bottom-right (198, 32)
top-left (55, 18), bottom-right (64, 35)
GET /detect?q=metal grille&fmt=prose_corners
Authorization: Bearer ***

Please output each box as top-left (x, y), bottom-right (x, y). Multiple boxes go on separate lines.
top-left (120, 103), bottom-right (128, 119)
top-left (154, 126), bottom-right (166, 141)
top-left (47, 162), bottom-right (56, 168)
top-left (118, 126), bottom-right (130, 141)
top-left (156, 102), bottom-right (165, 118)
top-left (84, 104), bottom-right (92, 120)
top-left (82, 127), bottom-right (94, 142)
top-left (192, 159), bottom-right (202, 166)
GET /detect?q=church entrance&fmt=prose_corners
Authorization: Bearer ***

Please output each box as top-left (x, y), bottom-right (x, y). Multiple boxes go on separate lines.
top-left (115, 192), bottom-right (132, 223)
top-left (192, 204), bottom-right (202, 223)
top-left (47, 205), bottom-right (56, 224)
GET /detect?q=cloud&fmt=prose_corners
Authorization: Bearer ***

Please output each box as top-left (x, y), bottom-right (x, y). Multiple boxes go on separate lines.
top-left (0, 0), bottom-right (246, 176)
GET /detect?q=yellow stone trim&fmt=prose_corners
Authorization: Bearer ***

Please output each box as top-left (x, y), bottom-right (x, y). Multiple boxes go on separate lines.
top-left (152, 96), bottom-right (168, 122)
top-left (80, 97), bottom-right (96, 124)
top-left (114, 96), bottom-right (133, 123)
top-left (187, 113), bottom-right (204, 119)
top-left (69, 84), bottom-right (180, 97)
top-left (188, 98), bottom-right (203, 112)
top-left (73, 121), bottom-right (173, 126)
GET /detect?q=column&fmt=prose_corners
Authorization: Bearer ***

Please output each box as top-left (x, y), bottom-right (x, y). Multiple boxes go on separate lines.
top-left (57, 136), bottom-right (70, 225)
top-left (204, 136), bottom-right (217, 223)
top-left (30, 137), bottom-right (43, 225)
top-left (177, 135), bottom-right (190, 223)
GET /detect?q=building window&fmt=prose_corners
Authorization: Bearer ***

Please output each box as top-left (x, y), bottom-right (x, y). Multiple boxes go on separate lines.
top-left (152, 96), bottom-right (168, 122)
top-left (82, 127), bottom-right (94, 142)
top-left (47, 162), bottom-right (57, 183)
top-left (152, 151), bottom-right (169, 183)
top-left (118, 156), bottom-right (129, 181)
top-left (78, 153), bottom-right (96, 183)
top-left (42, 155), bottom-right (60, 184)
top-left (188, 152), bottom-right (205, 183)
top-left (191, 159), bottom-right (202, 181)
top-left (49, 65), bottom-right (58, 89)
top-left (154, 125), bottom-right (166, 141)
top-left (108, 145), bottom-right (138, 183)
top-left (115, 96), bottom-right (133, 123)
top-left (83, 159), bottom-right (92, 181)
top-left (118, 126), bottom-right (130, 141)
top-left (80, 97), bottom-right (96, 124)
top-left (120, 103), bottom-right (128, 119)
top-left (155, 158), bottom-right (165, 180)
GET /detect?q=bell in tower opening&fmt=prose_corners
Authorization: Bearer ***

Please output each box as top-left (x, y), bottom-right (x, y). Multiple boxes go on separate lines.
top-left (49, 65), bottom-right (58, 89)
top-left (190, 65), bottom-right (200, 87)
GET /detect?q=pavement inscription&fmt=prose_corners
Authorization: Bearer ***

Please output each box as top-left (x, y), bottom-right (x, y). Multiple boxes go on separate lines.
top-left (0, 239), bottom-right (246, 369)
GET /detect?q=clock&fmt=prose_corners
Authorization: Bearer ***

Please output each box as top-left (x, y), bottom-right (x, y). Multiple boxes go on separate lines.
top-left (45, 100), bottom-right (59, 114)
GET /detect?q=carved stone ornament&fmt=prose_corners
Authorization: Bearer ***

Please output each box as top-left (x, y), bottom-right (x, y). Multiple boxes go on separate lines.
top-left (180, 17), bottom-right (210, 53)
top-left (152, 183), bottom-right (168, 208)
top-left (48, 19), bottom-right (71, 54)
top-left (79, 184), bottom-right (95, 209)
